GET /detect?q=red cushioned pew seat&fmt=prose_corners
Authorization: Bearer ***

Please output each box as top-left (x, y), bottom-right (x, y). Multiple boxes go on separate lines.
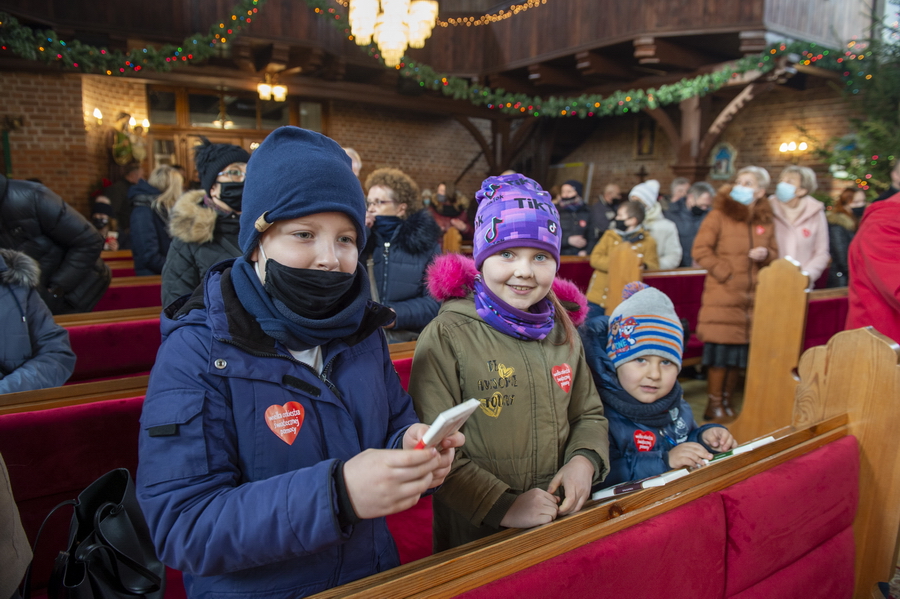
top-left (93, 282), bottom-right (162, 311)
top-left (65, 318), bottom-right (161, 382)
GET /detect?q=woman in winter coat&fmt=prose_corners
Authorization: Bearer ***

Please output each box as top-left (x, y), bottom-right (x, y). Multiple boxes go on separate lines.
top-left (628, 179), bottom-right (683, 269)
top-left (364, 168), bottom-right (442, 342)
top-left (129, 165), bottom-right (183, 276)
top-left (161, 140), bottom-right (250, 306)
top-left (0, 176), bottom-right (110, 314)
top-left (0, 248), bottom-right (75, 393)
top-left (769, 165), bottom-right (830, 288)
top-left (692, 167), bottom-right (778, 420)
top-left (826, 187), bottom-right (863, 287)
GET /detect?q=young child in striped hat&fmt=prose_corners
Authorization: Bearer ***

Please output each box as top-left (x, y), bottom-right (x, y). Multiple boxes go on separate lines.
top-left (581, 282), bottom-right (737, 488)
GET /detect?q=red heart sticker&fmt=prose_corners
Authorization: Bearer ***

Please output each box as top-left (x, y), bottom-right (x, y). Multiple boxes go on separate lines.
top-left (634, 430), bottom-right (656, 452)
top-left (755, 225), bottom-right (765, 236)
top-left (579, 220), bottom-right (587, 228)
top-left (265, 402), bottom-right (305, 445)
top-left (802, 228), bottom-right (811, 238)
top-left (551, 364), bottom-right (572, 393)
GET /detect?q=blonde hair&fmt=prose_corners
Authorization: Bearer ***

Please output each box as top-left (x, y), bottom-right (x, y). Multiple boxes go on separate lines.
top-left (148, 165), bottom-right (184, 215)
top-left (737, 166), bottom-right (771, 190)
top-left (780, 165), bottom-right (818, 195)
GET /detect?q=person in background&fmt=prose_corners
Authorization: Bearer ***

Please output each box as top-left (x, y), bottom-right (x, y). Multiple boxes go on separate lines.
top-left (873, 160), bottom-right (900, 203)
top-left (343, 147), bottom-right (362, 177)
top-left (0, 248), bottom-right (75, 394)
top-left (585, 200), bottom-right (659, 318)
top-left (172, 164), bottom-right (190, 192)
top-left (0, 176), bottom-right (110, 314)
top-left (1, 452), bottom-right (32, 599)
top-left (826, 187), bottom-right (862, 288)
top-left (130, 165), bottom-right (183, 276)
top-left (769, 165), bottom-right (830, 288)
top-left (90, 196), bottom-right (119, 251)
top-left (664, 181), bottom-right (715, 267)
top-left (137, 127), bottom-right (460, 599)
top-left (692, 167), bottom-right (778, 421)
top-left (581, 283), bottom-right (736, 488)
top-left (364, 167), bottom-right (442, 342)
top-left (104, 161), bottom-right (143, 249)
top-left (410, 173), bottom-right (608, 551)
top-left (588, 183), bottom-right (623, 247)
top-left (558, 179), bottom-right (594, 255)
top-left (846, 190), bottom-right (900, 343)
top-left (161, 139), bottom-right (250, 306)
top-left (662, 177), bottom-right (691, 211)
top-left (628, 179), bottom-right (682, 269)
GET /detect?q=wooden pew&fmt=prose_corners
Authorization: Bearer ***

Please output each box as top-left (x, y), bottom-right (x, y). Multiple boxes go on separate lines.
top-left (101, 249), bottom-right (133, 262)
top-left (0, 375), bottom-right (150, 415)
top-left (54, 306), bottom-right (161, 326)
top-left (308, 327), bottom-right (900, 599)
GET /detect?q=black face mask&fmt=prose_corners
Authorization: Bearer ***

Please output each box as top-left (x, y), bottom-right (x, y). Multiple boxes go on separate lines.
top-left (264, 259), bottom-right (358, 320)
top-left (614, 219), bottom-right (628, 231)
top-left (690, 205), bottom-right (708, 216)
top-left (851, 206), bottom-right (865, 218)
top-left (92, 217), bottom-right (109, 230)
top-left (218, 182), bottom-right (245, 212)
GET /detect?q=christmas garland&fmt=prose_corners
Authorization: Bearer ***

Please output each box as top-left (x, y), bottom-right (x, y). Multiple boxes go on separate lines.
top-left (0, 0), bottom-right (873, 120)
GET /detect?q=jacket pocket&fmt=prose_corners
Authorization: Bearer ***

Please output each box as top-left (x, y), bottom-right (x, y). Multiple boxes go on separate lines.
top-left (140, 390), bottom-right (209, 485)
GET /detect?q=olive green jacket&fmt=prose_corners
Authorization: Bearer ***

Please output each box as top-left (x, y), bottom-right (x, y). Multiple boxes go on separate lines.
top-left (409, 298), bottom-right (609, 551)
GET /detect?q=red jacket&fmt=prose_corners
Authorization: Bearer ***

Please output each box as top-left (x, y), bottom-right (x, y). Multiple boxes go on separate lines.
top-left (846, 193), bottom-right (900, 342)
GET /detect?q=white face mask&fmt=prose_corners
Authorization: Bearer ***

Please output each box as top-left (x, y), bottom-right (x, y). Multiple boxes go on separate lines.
top-left (775, 181), bottom-right (797, 202)
top-left (254, 242), bottom-right (268, 283)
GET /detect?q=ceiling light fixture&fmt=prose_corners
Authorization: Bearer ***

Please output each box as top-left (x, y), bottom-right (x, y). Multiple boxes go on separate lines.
top-left (348, 0), bottom-right (439, 67)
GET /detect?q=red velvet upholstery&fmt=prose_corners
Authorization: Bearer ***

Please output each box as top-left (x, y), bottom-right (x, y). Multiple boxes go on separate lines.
top-left (386, 495), bottom-right (433, 564)
top-left (721, 436), bottom-right (859, 597)
top-left (93, 283), bottom-right (162, 311)
top-left (110, 265), bottom-right (136, 277)
top-left (459, 494), bottom-right (727, 599)
top-left (394, 356), bottom-right (413, 391)
top-left (803, 296), bottom-right (849, 352)
top-left (727, 527), bottom-right (855, 599)
top-left (65, 318), bottom-right (161, 382)
top-left (557, 261), bottom-right (593, 293)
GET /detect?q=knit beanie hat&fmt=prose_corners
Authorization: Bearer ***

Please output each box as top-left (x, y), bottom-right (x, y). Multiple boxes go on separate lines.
top-left (193, 138), bottom-right (251, 195)
top-left (472, 174), bottom-right (561, 270)
top-left (629, 179), bottom-right (660, 209)
top-left (239, 126), bottom-right (367, 256)
top-left (607, 282), bottom-right (684, 368)
top-left (563, 179), bottom-right (584, 198)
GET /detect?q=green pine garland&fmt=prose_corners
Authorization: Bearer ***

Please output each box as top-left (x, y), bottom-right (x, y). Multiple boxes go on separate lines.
top-left (0, 0), bottom-right (874, 121)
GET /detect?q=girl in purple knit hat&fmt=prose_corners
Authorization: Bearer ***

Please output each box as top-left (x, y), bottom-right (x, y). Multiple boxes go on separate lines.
top-left (409, 173), bottom-right (610, 551)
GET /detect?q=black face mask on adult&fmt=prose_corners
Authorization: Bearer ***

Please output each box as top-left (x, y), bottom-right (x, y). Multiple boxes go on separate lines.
top-left (690, 205), bottom-right (708, 217)
top-left (218, 182), bottom-right (245, 212)
top-left (851, 206), bottom-right (865, 219)
top-left (263, 259), bottom-right (358, 320)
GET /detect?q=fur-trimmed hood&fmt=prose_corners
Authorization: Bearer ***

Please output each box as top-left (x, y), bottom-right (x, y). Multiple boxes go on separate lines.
top-left (0, 248), bottom-right (41, 288)
top-left (168, 189), bottom-right (218, 244)
top-left (425, 253), bottom-right (589, 326)
top-left (713, 185), bottom-right (774, 225)
top-left (372, 208), bottom-right (442, 255)
top-left (826, 210), bottom-right (857, 232)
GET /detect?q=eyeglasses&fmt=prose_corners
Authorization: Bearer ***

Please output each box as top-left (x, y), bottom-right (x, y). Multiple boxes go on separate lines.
top-left (366, 199), bottom-right (396, 208)
top-left (217, 169), bottom-right (246, 181)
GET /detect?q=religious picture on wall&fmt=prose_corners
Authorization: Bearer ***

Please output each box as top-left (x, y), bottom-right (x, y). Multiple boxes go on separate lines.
top-left (635, 117), bottom-right (656, 158)
top-left (709, 142), bottom-right (737, 180)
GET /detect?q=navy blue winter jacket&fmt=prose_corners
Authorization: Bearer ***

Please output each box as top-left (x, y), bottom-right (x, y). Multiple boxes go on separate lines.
top-left (367, 208), bottom-right (441, 333)
top-left (129, 180), bottom-right (171, 275)
top-left (580, 315), bottom-right (722, 487)
top-left (136, 261), bottom-right (419, 598)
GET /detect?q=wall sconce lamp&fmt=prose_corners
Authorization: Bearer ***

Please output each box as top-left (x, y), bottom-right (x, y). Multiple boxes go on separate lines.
top-left (257, 73), bottom-right (287, 102)
top-left (92, 108), bottom-right (103, 126)
top-left (779, 141), bottom-right (808, 164)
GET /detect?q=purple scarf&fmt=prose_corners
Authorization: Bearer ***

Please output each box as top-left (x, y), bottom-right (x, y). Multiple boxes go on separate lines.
top-left (473, 276), bottom-right (556, 341)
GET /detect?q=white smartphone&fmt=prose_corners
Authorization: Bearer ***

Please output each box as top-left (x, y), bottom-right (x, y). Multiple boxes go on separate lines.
top-left (415, 398), bottom-right (481, 449)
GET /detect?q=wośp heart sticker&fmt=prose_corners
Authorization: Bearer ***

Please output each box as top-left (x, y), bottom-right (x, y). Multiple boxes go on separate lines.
top-left (634, 430), bottom-right (656, 452)
top-left (265, 402), bottom-right (305, 445)
top-left (551, 364), bottom-right (572, 393)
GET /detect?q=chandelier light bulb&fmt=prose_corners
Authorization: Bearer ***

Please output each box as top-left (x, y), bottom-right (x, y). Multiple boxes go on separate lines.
top-left (257, 82), bottom-right (272, 101)
top-left (798, 142), bottom-right (808, 151)
top-left (142, 118), bottom-right (150, 129)
top-left (779, 143), bottom-right (788, 152)
top-left (272, 84), bottom-right (288, 103)
top-left (787, 141), bottom-right (797, 151)
top-left (93, 108), bottom-right (103, 121)
top-left (350, 0), bottom-right (437, 64)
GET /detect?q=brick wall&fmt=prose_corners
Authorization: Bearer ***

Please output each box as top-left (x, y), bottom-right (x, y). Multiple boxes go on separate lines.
top-left (327, 100), bottom-right (491, 199)
top-left (561, 82), bottom-right (861, 200)
top-left (0, 72), bottom-right (93, 211)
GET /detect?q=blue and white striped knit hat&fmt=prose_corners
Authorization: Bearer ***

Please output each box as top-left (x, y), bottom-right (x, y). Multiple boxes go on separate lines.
top-left (607, 282), bottom-right (684, 368)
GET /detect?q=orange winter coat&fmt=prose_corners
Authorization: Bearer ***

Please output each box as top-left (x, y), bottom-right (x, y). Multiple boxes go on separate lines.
top-left (691, 188), bottom-right (779, 345)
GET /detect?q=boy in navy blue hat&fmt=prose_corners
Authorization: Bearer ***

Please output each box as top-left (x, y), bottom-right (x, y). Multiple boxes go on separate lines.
top-left (137, 126), bottom-right (463, 599)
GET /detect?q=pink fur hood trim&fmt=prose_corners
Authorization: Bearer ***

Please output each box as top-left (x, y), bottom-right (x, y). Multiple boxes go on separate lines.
top-left (426, 253), bottom-right (589, 326)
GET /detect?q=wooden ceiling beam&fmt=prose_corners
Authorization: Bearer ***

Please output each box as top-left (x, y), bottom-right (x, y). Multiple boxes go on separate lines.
top-left (485, 73), bottom-right (537, 95)
top-left (575, 51), bottom-right (635, 80)
top-left (527, 63), bottom-right (582, 88)
top-left (633, 37), bottom-right (713, 70)
top-left (739, 30), bottom-right (768, 55)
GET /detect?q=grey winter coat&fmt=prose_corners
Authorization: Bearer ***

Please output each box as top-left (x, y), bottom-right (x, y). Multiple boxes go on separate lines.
top-left (161, 190), bottom-right (241, 306)
top-left (0, 249), bottom-right (75, 393)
